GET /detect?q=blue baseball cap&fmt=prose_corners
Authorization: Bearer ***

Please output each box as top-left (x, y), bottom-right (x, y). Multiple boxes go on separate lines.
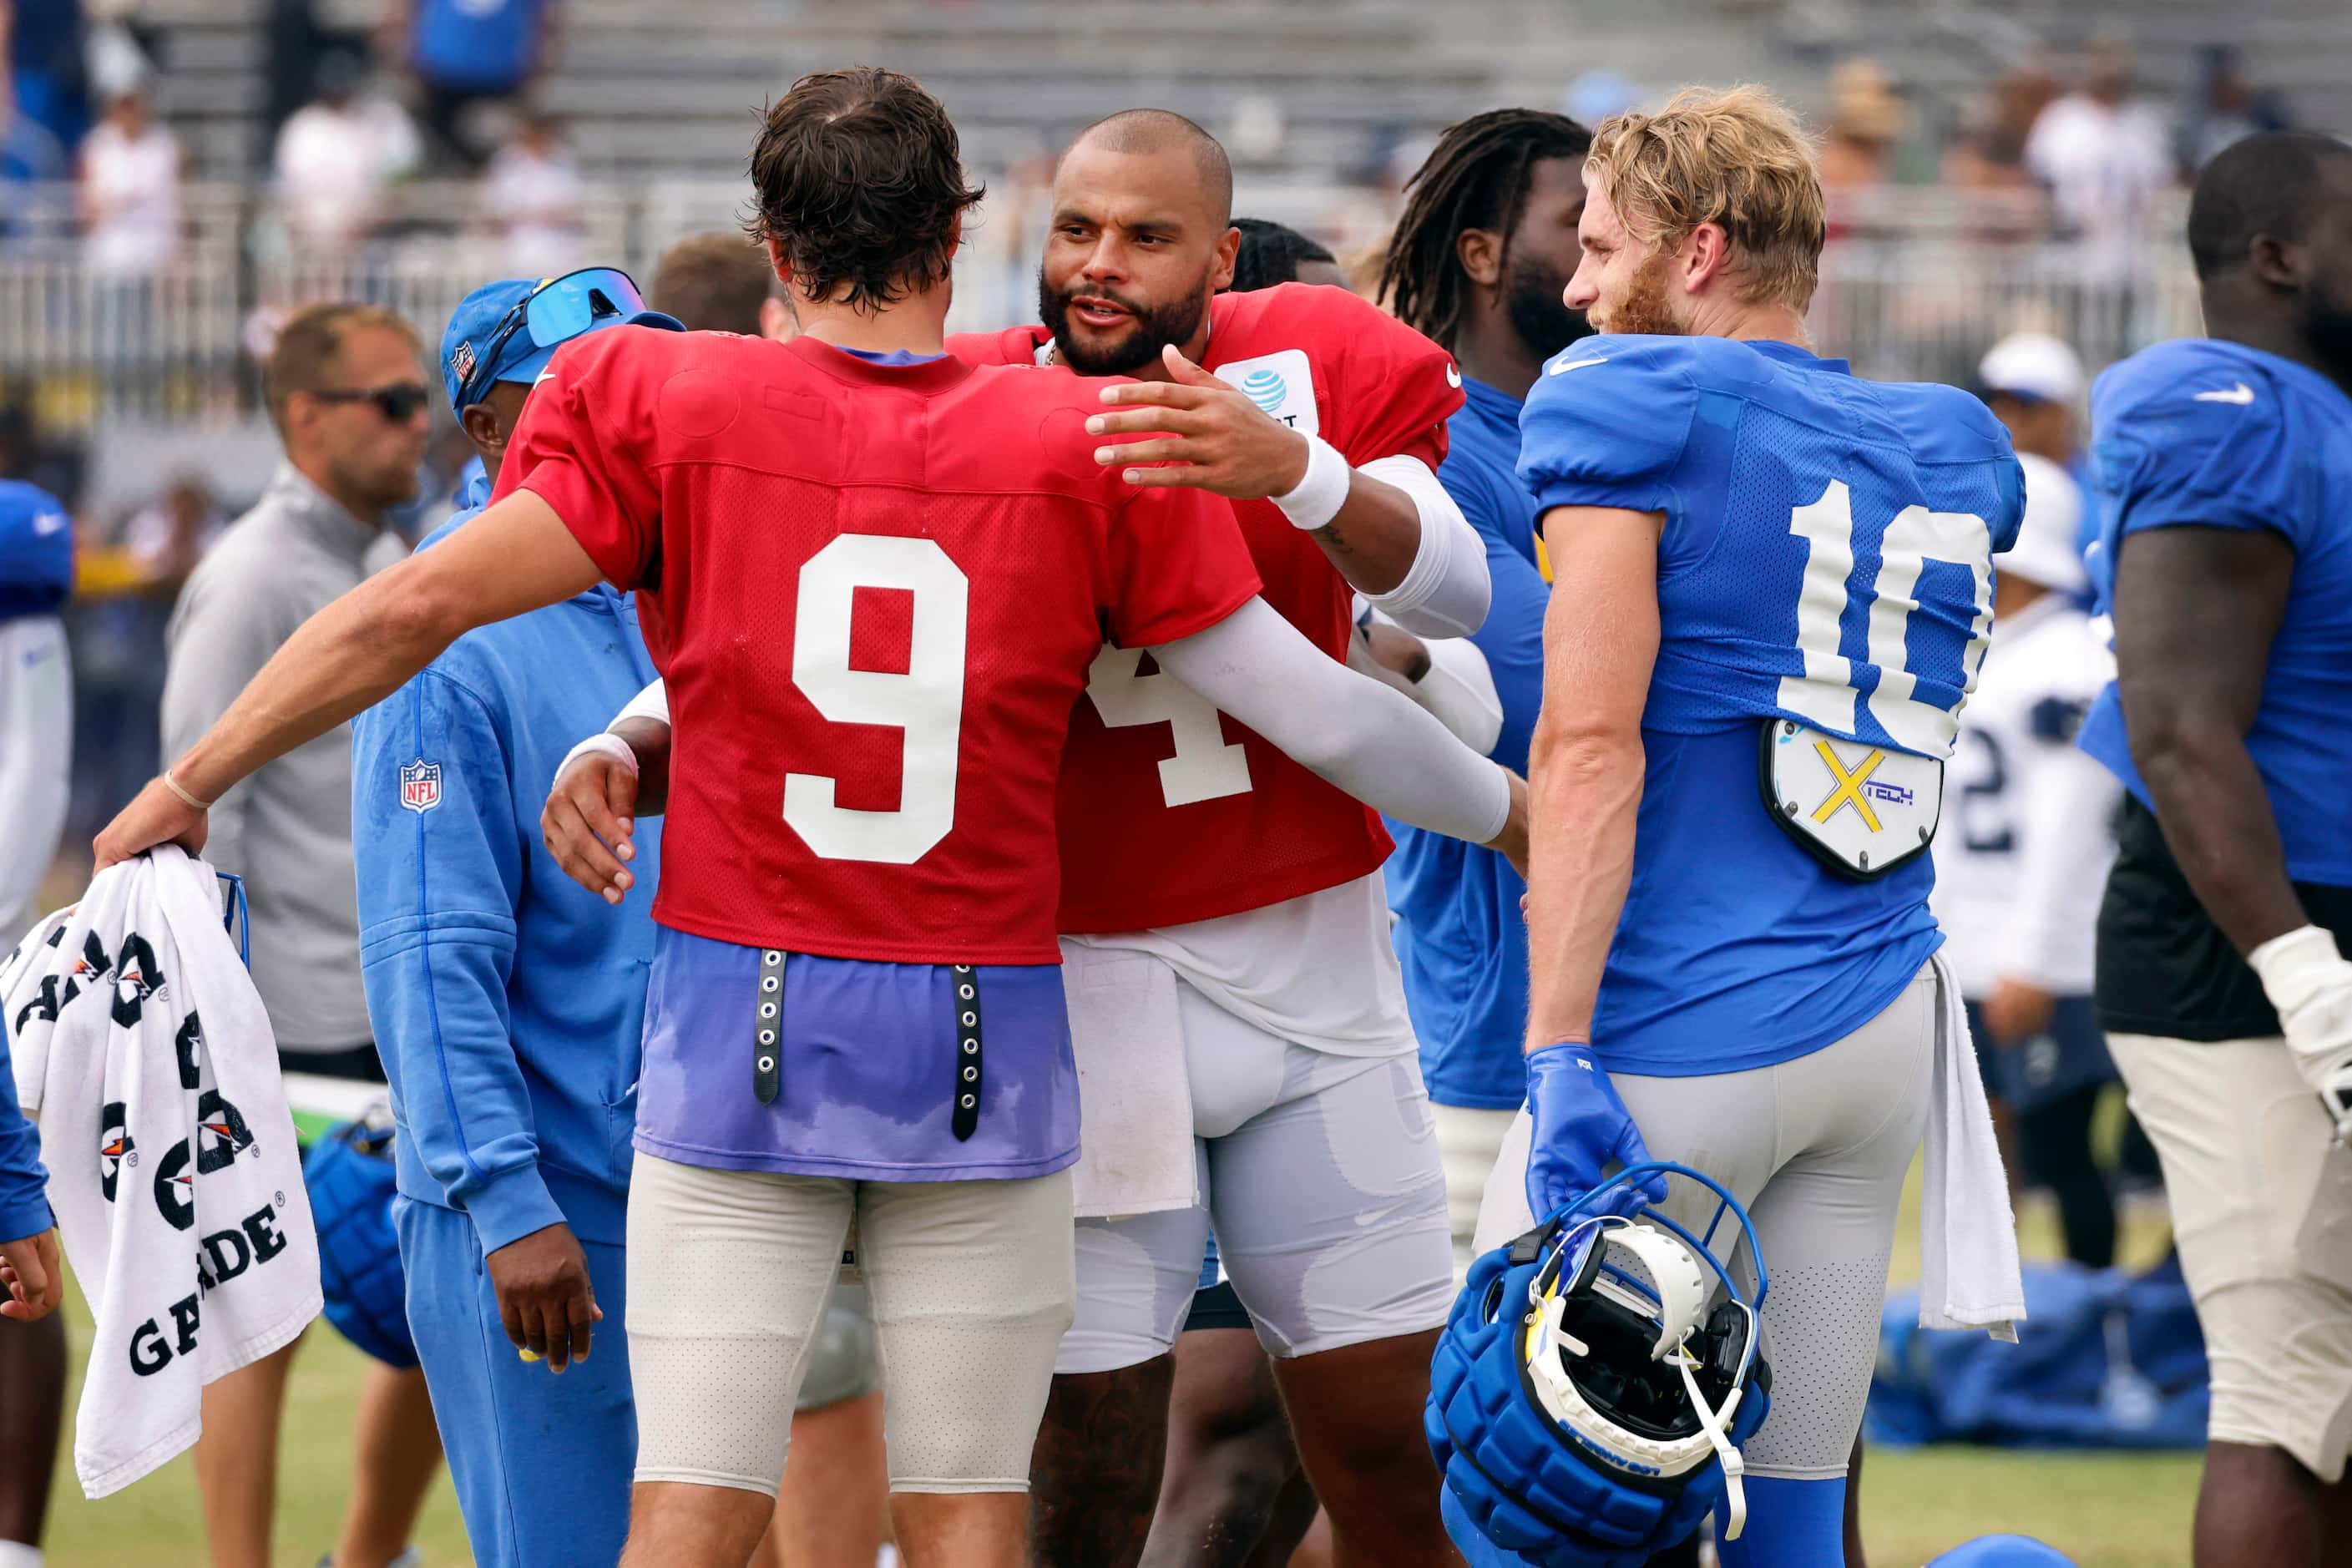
top-left (0, 478), bottom-right (74, 615)
top-left (440, 267), bottom-right (684, 412)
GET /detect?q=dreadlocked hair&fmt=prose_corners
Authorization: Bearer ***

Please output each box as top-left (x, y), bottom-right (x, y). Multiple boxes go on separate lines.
top-left (1379, 109), bottom-right (1593, 348)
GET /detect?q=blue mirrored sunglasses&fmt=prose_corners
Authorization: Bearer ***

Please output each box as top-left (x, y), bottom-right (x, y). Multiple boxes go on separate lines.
top-left (457, 266), bottom-right (650, 410)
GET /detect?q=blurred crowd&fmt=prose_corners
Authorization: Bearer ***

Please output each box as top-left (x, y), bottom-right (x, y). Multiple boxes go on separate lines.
top-left (4, 0), bottom-right (571, 255)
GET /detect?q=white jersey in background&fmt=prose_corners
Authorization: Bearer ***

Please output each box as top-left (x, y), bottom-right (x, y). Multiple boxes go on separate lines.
top-left (0, 615), bottom-right (72, 938)
top-left (1932, 592), bottom-right (2122, 1000)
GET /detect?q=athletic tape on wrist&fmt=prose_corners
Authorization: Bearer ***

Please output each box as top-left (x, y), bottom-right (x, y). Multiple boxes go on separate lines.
top-left (1272, 434), bottom-right (1350, 531)
top-left (2249, 924), bottom-right (2346, 1018)
top-left (560, 731), bottom-right (640, 779)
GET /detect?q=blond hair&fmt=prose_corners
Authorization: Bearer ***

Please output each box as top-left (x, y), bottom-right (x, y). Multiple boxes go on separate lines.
top-left (1586, 85), bottom-right (1826, 313)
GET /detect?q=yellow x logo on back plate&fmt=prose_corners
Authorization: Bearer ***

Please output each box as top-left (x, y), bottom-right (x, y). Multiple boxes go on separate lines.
top-left (1810, 740), bottom-right (1885, 833)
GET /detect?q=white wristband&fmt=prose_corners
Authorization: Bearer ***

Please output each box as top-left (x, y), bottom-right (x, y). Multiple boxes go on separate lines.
top-left (2249, 924), bottom-right (2346, 1019)
top-left (1272, 433), bottom-right (1351, 531)
top-left (559, 731), bottom-right (640, 780)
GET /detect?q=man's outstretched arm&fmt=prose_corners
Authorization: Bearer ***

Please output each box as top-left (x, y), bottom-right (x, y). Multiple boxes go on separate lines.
top-left (543, 604), bottom-right (1530, 905)
top-left (96, 490), bottom-right (604, 867)
top-left (1147, 597), bottom-right (1524, 862)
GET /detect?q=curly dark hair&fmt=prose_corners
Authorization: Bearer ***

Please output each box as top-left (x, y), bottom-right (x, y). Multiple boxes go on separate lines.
top-left (1379, 109), bottom-right (1592, 349)
top-left (1227, 217), bottom-right (1337, 294)
top-left (745, 68), bottom-right (985, 313)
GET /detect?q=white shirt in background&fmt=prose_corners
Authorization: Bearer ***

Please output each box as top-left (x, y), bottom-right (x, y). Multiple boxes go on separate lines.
top-left (80, 119), bottom-right (180, 275)
top-left (2024, 94), bottom-right (2173, 236)
top-left (274, 98), bottom-right (422, 247)
top-left (483, 138), bottom-right (585, 276)
top-left (1932, 594), bottom-right (2122, 1000)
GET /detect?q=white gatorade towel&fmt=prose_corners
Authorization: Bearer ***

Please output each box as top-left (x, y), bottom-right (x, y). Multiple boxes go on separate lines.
top-left (3, 846), bottom-right (320, 1498)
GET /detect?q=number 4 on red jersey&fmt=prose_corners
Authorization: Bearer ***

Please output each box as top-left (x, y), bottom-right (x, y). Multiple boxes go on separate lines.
top-left (954, 281), bottom-right (1466, 933)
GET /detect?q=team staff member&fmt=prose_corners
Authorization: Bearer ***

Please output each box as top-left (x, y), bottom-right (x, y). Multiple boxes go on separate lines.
top-left (352, 270), bottom-right (679, 1568)
top-left (160, 302), bottom-right (441, 1568)
top-left (2081, 130), bottom-right (2352, 1568)
top-left (1375, 107), bottom-right (1593, 1278)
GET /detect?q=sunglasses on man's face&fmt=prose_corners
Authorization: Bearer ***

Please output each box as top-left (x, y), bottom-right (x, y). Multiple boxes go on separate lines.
top-left (311, 383), bottom-right (433, 422)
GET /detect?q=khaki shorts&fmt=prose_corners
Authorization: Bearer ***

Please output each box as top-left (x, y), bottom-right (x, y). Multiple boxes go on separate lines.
top-left (2108, 1032), bottom-right (2352, 1481)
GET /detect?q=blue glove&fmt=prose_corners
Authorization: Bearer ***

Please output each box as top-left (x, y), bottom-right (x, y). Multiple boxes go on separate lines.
top-left (1524, 1043), bottom-right (1667, 1224)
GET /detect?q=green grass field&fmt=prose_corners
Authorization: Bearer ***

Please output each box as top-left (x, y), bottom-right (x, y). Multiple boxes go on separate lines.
top-left (33, 1099), bottom-right (2199, 1566)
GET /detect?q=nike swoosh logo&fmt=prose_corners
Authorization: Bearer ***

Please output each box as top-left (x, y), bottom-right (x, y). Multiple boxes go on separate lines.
top-left (534, 369), bottom-right (557, 385)
top-left (1548, 357), bottom-right (1608, 376)
top-left (1444, 362), bottom-right (1463, 389)
top-left (2193, 382), bottom-right (2254, 405)
top-left (32, 511), bottom-right (66, 535)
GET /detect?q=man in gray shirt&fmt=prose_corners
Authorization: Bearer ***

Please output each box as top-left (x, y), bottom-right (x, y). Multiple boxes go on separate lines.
top-left (161, 301), bottom-right (441, 1568)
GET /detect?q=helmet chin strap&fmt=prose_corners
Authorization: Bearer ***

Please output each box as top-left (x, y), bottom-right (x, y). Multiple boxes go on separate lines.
top-left (1673, 1344), bottom-right (1748, 1540)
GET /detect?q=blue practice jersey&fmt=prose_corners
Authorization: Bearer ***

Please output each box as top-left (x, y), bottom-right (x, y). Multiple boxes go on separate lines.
top-left (2078, 338), bottom-right (2352, 888)
top-left (1518, 336), bottom-right (2023, 1075)
top-left (1386, 375), bottom-right (1550, 1108)
top-left (410, 0), bottom-right (549, 93)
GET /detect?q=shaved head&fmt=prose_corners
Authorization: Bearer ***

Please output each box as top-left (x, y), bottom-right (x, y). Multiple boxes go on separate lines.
top-left (1065, 109), bottom-right (1233, 225)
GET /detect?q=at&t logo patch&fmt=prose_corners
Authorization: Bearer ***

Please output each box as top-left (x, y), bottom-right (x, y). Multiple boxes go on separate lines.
top-left (1215, 349), bottom-right (1318, 435)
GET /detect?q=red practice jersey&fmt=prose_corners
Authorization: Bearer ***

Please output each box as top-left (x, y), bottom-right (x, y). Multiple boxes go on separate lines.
top-left (951, 283), bottom-right (1464, 933)
top-left (500, 329), bottom-right (1261, 965)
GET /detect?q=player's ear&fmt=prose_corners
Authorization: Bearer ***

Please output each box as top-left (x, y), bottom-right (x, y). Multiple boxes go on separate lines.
top-left (762, 233), bottom-right (794, 292)
top-left (1210, 225), bottom-right (1239, 293)
top-left (1456, 227), bottom-right (1505, 290)
top-left (2247, 232), bottom-right (2302, 291)
top-left (461, 401), bottom-right (505, 458)
top-left (1682, 221), bottom-right (1732, 296)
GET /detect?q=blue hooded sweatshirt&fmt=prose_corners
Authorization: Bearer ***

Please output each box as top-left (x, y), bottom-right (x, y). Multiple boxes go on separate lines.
top-left (352, 472), bottom-right (662, 1252)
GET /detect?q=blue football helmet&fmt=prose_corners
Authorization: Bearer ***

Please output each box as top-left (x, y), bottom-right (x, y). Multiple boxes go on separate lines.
top-left (1426, 1162), bottom-right (1772, 1567)
top-left (303, 1115), bottom-right (417, 1369)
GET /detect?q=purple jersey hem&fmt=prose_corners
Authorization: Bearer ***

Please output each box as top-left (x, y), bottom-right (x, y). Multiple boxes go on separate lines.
top-left (632, 1129), bottom-right (1081, 1185)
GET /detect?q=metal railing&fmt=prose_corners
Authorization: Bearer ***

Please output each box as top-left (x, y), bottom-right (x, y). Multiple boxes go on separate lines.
top-left (0, 178), bottom-right (2203, 428)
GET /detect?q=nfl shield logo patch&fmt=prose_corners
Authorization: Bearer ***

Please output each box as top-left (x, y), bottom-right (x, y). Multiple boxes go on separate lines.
top-left (399, 759), bottom-right (443, 814)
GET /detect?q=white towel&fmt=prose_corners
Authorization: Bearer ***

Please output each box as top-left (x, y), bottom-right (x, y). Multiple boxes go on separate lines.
top-left (1061, 943), bottom-right (1196, 1219)
top-left (1918, 952), bottom-right (2026, 1342)
top-left (3, 847), bottom-right (320, 1498)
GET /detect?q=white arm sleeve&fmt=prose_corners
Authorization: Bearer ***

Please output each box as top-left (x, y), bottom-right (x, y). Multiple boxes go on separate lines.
top-left (1151, 598), bottom-right (1510, 845)
top-left (1353, 454), bottom-right (1492, 639)
top-left (1348, 609), bottom-right (1505, 756)
top-left (615, 677), bottom-right (669, 730)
